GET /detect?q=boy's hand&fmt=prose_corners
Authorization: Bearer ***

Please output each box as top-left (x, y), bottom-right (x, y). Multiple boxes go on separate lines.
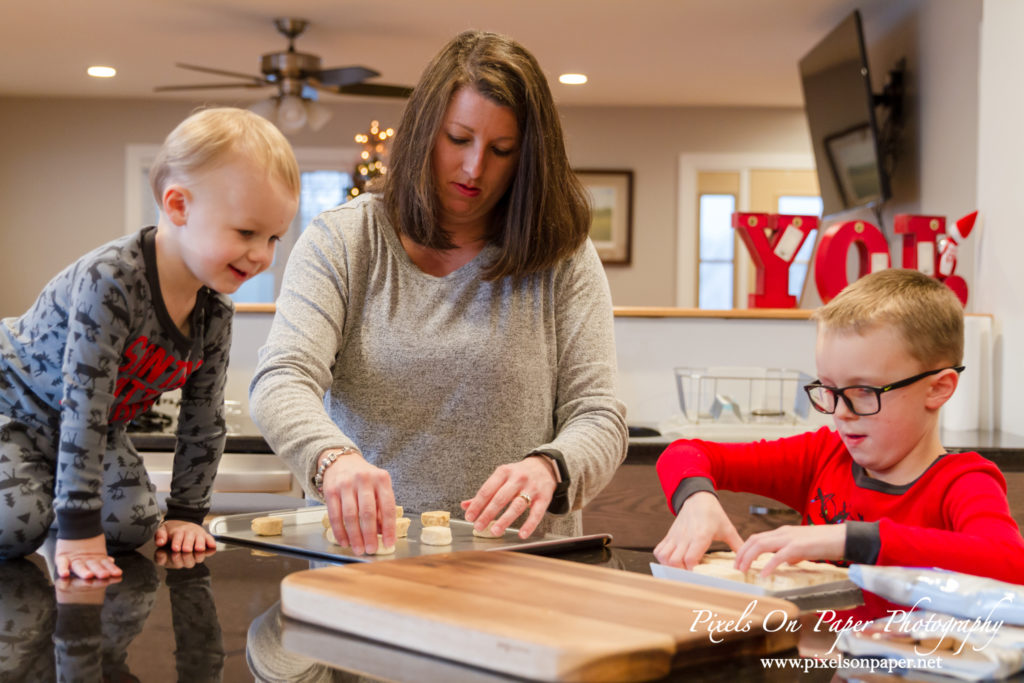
top-left (55, 535), bottom-right (123, 580)
top-left (155, 520), bottom-right (217, 553)
top-left (154, 545), bottom-right (213, 570)
top-left (653, 491), bottom-right (743, 569)
top-left (55, 575), bottom-right (121, 605)
top-left (735, 524), bottom-right (846, 577)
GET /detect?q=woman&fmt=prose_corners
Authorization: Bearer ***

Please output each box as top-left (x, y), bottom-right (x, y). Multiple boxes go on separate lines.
top-left (250, 30), bottom-right (627, 555)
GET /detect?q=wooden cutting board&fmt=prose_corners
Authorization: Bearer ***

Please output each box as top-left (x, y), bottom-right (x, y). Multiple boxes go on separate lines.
top-left (281, 550), bottom-right (800, 682)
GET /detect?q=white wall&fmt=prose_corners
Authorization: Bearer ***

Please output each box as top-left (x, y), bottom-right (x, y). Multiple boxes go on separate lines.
top-left (1, 0), bottom-right (1013, 433)
top-left (0, 96), bottom-right (406, 316)
top-left (976, 0), bottom-right (1024, 434)
top-left (560, 106), bottom-right (812, 306)
top-left (0, 96), bottom-right (811, 314)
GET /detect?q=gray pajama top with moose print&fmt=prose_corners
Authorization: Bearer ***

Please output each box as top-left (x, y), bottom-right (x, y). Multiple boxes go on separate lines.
top-left (0, 226), bottom-right (232, 539)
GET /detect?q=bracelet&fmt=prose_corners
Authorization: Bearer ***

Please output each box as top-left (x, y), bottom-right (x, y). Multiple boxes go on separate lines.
top-left (313, 447), bottom-right (360, 495)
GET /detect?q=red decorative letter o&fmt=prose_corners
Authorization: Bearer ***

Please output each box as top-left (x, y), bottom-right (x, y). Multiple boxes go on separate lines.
top-left (814, 221), bottom-right (891, 303)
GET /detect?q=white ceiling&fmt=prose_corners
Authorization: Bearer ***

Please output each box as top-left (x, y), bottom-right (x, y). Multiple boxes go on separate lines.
top-left (1, 0), bottom-right (881, 107)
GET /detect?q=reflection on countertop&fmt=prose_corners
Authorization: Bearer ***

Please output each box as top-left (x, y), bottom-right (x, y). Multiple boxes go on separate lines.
top-left (6, 539), bottom-right (860, 683)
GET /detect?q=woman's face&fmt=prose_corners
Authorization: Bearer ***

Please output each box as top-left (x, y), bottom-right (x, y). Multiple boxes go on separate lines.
top-left (431, 87), bottom-right (521, 236)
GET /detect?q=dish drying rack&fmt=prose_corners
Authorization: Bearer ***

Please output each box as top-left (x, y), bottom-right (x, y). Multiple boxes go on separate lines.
top-left (658, 367), bottom-right (831, 441)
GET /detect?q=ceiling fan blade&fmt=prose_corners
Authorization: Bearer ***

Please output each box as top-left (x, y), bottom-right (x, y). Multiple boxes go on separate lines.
top-left (315, 66), bottom-right (380, 87)
top-left (154, 83), bottom-right (270, 92)
top-left (329, 82), bottom-right (415, 98)
top-left (175, 62), bottom-right (267, 84)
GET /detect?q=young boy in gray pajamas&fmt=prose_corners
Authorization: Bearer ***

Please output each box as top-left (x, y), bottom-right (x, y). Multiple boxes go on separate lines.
top-left (0, 107), bottom-right (299, 579)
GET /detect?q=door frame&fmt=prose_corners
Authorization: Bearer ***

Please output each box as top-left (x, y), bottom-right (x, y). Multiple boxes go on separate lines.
top-left (676, 153), bottom-right (815, 308)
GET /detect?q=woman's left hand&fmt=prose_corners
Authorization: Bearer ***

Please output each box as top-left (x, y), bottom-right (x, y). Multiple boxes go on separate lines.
top-left (461, 456), bottom-right (557, 539)
top-left (154, 520), bottom-right (217, 554)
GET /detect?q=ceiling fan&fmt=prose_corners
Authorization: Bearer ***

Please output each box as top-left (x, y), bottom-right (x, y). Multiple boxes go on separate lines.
top-left (155, 17), bottom-right (413, 132)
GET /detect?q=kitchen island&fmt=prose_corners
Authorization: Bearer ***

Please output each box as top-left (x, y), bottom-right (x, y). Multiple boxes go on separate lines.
top-left (7, 537), bottom-right (869, 682)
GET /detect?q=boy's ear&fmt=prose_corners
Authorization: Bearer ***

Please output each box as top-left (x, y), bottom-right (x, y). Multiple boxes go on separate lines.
top-left (925, 368), bottom-right (959, 410)
top-left (162, 185), bottom-right (190, 226)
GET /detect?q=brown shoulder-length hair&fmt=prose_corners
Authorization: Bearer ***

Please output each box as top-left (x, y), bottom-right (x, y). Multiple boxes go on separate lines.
top-left (382, 30), bottom-right (591, 280)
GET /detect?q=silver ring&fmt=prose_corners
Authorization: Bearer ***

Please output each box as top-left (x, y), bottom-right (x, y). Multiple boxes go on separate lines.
top-left (518, 492), bottom-right (532, 506)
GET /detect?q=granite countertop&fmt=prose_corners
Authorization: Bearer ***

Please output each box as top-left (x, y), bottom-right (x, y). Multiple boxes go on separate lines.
top-left (7, 538), bottom-right (881, 682)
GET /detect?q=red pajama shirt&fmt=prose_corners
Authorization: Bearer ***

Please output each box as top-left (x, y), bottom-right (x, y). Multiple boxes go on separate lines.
top-left (656, 426), bottom-right (1024, 584)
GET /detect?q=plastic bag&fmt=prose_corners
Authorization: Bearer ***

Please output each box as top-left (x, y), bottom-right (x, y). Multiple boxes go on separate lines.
top-left (848, 565), bottom-right (1024, 625)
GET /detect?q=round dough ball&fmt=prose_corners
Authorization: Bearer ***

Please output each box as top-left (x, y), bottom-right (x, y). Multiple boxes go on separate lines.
top-left (420, 526), bottom-right (453, 546)
top-left (472, 525), bottom-right (503, 539)
top-left (251, 516), bottom-right (283, 536)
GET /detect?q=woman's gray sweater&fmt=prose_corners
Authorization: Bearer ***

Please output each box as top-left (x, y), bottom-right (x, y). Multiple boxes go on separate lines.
top-left (249, 194), bottom-right (627, 536)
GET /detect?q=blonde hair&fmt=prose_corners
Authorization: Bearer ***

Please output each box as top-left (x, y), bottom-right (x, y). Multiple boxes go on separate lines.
top-left (149, 107), bottom-right (300, 202)
top-left (813, 269), bottom-right (964, 366)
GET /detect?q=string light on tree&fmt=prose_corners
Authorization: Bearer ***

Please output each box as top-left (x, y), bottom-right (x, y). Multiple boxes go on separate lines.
top-left (348, 120), bottom-right (395, 200)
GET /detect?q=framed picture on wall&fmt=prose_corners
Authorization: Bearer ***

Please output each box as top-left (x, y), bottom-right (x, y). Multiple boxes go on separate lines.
top-left (575, 169), bottom-right (634, 265)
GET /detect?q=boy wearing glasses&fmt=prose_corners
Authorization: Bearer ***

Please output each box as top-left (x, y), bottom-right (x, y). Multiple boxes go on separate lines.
top-left (653, 269), bottom-right (1024, 584)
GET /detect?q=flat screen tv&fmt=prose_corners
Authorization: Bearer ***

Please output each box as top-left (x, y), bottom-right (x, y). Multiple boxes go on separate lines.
top-left (799, 10), bottom-right (890, 219)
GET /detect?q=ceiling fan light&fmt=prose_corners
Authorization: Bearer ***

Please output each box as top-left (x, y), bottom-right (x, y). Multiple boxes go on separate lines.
top-left (305, 100), bottom-right (332, 132)
top-left (277, 95), bottom-right (307, 133)
top-left (249, 98), bottom-right (278, 123)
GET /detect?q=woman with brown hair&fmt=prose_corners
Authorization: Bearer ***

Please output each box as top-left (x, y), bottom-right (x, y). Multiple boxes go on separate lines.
top-left (250, 30), bottom-right (627, 555)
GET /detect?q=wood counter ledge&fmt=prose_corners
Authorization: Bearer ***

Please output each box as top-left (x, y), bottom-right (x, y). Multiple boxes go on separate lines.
top-left (236, 303), bottom-right (817, 319)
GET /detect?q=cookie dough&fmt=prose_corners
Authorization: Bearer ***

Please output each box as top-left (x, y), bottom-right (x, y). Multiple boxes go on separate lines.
top-left (395, 516), bottom-right (411, 538)
top-left (372, 534), bottom-right (396, 555)
top-left (472, 525), bottom-right (503, 539)
top-left (324, 528), bottom-right (396, 555)
top-left (420, 526), bottom-right (453, 546)
top-left (420, 511), bottom-right (450, 527)
top-left (696, 551), bottom-right (848, 588)
top-left (251, 516), bottom-right (283, 536)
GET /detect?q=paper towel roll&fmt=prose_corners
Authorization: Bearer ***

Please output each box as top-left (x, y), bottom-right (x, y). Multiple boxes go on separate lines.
top-left (941, 316), bottom-right (990, 431)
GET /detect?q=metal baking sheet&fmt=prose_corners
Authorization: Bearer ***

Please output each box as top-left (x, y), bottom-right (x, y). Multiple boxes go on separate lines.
top-left (209, 506), bottom-right (611, 563)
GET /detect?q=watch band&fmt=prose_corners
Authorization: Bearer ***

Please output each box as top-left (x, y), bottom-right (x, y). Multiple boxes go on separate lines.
top-left (313, 446), bottom-right (360, 495)
top-left (525, 448), bottom-right (570, 514)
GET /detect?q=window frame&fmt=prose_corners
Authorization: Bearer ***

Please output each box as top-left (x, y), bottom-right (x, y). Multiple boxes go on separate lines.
top-left (677, 153), bottom-right (815, 308)
top-left (125, 144), bottom-right (359, 305)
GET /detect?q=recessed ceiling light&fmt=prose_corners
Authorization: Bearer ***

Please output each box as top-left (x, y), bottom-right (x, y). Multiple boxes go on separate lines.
top-left (558, 73), bottom-right (587, 85)
top-left (87, 66), bottom-right (117, 78)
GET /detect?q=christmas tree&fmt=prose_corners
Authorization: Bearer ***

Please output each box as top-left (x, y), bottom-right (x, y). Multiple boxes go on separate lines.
top-left (348, 120), bottom-right (395, 200)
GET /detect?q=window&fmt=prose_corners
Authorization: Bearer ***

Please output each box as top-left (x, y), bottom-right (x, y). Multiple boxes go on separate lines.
top-left (679, 155), bottom-right (819, 308)
top-left (776, 195), bottom-right (823, 299)
top-left (697, 193), bottom-right (737, 309)
top-left (232, 169), bottom-right (353, 303)
top-left (127, 145), bottom-right (356, 304)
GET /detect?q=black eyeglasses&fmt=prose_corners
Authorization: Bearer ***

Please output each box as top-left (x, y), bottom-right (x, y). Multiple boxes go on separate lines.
top-left (804, 366), bottom-right (965, 416)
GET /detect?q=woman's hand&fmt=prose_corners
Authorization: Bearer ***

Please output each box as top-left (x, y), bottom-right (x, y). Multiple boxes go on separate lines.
top-left (155, 520), bottom-right (217, 553)
top-left (55, 535), bottom-right (123, 580)
top-left (321, 451), bottom-right (396, 555)
top-left (653, 491), bottom-right (743, 569)
top-left (461, 456), bottom-right (557, 539)
top-left (735, 524), bottom-right (846, 577)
